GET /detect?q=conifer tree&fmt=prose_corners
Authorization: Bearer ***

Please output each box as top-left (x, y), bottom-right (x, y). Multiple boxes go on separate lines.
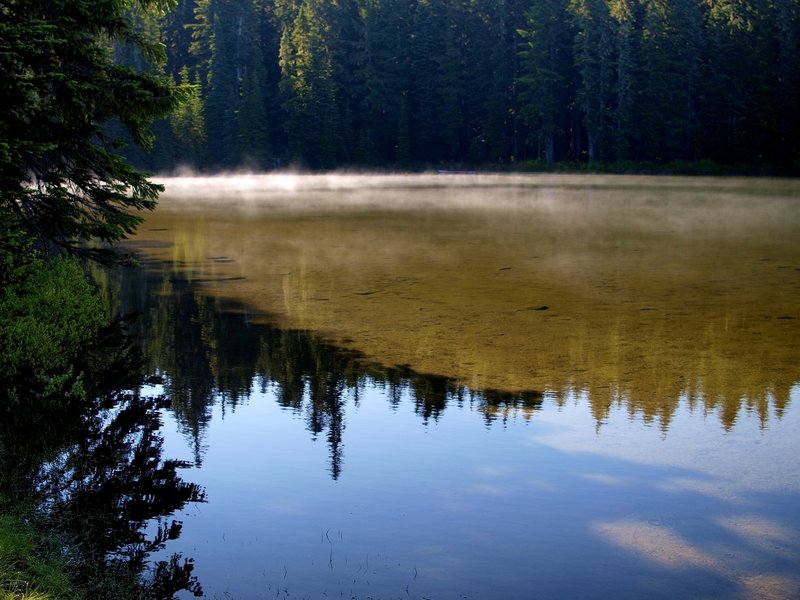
top-left (409, 0), bottom-right (448, 163)
top-left (279, 0), bottom-right (338, 168)
top-left (202, 0), bottom-right (251, 168)
top-left (517, 0), bottom-right (576, 163)
top-left (608, 0), bottom-right (641, 161)
top-left (172, 66), bottom-right (208, 166)
top-left (86, 0), bottom-right (800, 172)
top-left (638, 0), bottom-right (702, 161)
top-left (572, 0), bottom-right (615, 163)
top-left (772, 0), bottom-right (800, 168)
top-left (237, 68), bottom-right (272, 168)
top-left (357, 0), bottom-right (416, 166)
top-left (0, 0), bottom-right (184, 259)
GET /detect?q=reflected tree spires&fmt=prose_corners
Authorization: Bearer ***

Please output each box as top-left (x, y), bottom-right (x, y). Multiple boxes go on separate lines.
top-left (45, 388), bottom-right (207, 598)
top-left (477, 389), bottom-right (545, 427)
top-left (411, 374), bottom-right (451, 423)
top-left (307, 370), bottom-right (347, 480)
top-left (2, 313), bottom-right (207, 598)
top-left (98, 259), bottom-right (797, 480)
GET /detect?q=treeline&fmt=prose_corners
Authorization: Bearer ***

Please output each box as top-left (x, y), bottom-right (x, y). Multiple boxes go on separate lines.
top-left (123, 0), bottom-right (800, 171)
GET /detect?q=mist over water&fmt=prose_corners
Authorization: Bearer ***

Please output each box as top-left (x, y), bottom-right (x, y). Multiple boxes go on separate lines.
top-left (155, 171), bottom-right (541, 213)
top-left (119, 173), bottom-right (800, 599)
top-left (153, 172), bottom-right (799, 233)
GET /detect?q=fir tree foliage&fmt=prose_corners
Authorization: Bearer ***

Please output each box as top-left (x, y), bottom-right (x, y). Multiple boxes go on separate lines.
top-left (0, 0), bottom-right (185, 258)
top-left (279, 0), bottom-right (339, 168)
top-left (112, 0), bottom-right (800, 172)
top-left (517, 0), bottom-right (576, 164)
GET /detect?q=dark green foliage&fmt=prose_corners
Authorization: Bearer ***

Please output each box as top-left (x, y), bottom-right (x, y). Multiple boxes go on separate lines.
top-left (0, 242), bottom-right (106, 511)
top-left (355, 0), bottom-right (417, 166)
top-left (1, 4), bottom-right (204, 597)
top-left (112, 0), bottom-right (800, 172)
top-left (0, 0), bottom-right (185, 259)
top-left (638, 0), bottom-right (703, 162)
top-left (278, 0), bottom-right (339, 168)
top-left (572, 0), bottom-right (615, 162)
top-left (408, 0), bottom-right (448, 163)
top-left (518, 0), bottom-right (577, 164)
top-left (201, 0), bottom-right (250, 167)
top-left (609, 0), bottom-right (642, 161)
top-left (4, 0), bottom-right (800, 174)
top-left (0, 251), bottom-right (105, 409)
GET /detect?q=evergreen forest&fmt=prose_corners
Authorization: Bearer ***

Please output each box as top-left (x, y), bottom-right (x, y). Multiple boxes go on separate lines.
top-left (123, 0), bottom-right (800, 172)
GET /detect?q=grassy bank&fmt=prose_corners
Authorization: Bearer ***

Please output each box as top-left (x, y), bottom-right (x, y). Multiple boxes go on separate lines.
top-left (0, 514), bottom-right (73, 600)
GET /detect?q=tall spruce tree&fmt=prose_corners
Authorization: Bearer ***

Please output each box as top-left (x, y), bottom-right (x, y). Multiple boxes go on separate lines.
top-left (608, 0), bottom-right (641, 161)
top-left (517, 0), bottom-right (576, 163)
top-left (571, 0), bottom-right (615, 163)
top-left (0, 0), bottom-right (184, 259)
top-left (638, 0), bottom-right (702, 161)
top-left (357, 0), bottom-right (416, 166)
top-left (202, 0), bottom-right (250, 168)
top-left (278, 0), bottom-right (339, 168)
top-left (409, 0), bottom-right (448, 163)
top-left (773, 0), bottom-right (800, 168)
top-left (234, 0), bottom-right (273, 168)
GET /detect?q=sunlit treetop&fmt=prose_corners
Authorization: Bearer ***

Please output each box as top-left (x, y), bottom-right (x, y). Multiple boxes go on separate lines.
top-left (0, 0), bottom-right (185, 261)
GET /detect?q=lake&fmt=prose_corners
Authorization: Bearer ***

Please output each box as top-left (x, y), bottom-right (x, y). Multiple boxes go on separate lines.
top-left (111, 174), bottom-right (800, 599)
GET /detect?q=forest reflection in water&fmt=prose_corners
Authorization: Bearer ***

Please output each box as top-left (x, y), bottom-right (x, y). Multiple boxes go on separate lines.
top-left (101, 265), bottom-right (544, 478)
top-left (1, 315), bottom-right (205, 598)
top-left (96, 174), bottom-right (800, 599)
top-left (99, 257), bottom-right (800, 600)
top-left (124, 173), bottom-right (800, 434)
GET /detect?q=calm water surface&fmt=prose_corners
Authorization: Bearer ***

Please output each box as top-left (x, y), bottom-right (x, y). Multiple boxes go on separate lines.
top-left (114, 174), bottom-right (800, 599)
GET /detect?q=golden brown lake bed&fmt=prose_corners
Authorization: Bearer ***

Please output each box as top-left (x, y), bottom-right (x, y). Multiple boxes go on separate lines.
top-left (128, 173), bottom-right (800, 428)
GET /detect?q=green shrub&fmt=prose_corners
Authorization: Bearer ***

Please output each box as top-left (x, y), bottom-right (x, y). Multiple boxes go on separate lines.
top-left (0, 254), bottom-right (106, 407)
